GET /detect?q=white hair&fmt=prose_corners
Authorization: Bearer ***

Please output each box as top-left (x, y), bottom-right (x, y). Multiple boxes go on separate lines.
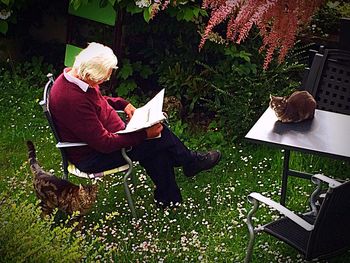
top-left (73, 42), bottom-right (118, 83)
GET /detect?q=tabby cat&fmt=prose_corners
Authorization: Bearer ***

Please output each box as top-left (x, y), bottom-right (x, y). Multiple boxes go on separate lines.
top-left (163, 96), bottom-right (183, 118)
top-left (269, 91), bottom-right (317, 123)
top-left (27, 141), bottom-right (98, 216)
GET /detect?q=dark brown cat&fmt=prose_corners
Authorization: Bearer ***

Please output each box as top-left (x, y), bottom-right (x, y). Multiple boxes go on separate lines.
top-left (270, 91), bottom-right (316, 123)
top-left (27, 141), bottom-right (98, 217)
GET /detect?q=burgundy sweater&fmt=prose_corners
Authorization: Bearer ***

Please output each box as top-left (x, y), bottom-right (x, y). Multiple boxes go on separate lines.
top-left (49, 71), bottom-right (147, 164)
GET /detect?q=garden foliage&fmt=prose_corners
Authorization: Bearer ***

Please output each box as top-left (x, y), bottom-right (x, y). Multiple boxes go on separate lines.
top-left (118, 11), bottom-right (305, 141)
top-left (0, 192), bottom-right (94, 263)
top-left (200, 0), bottom-right (325, 69)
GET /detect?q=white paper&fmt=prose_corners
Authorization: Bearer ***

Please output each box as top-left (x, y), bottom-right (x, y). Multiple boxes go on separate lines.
top-left (117, 89), bottom-right (166, 134)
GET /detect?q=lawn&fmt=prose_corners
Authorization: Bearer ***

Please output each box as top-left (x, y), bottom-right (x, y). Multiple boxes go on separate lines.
top-left (1, 63), bottom-right (350, 262)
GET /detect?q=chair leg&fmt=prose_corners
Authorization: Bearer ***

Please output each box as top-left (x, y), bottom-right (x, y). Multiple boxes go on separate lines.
top-left (244, 198), bottom-right (259, 263)
top-left (63, 165), bottom-right (68, 180)
top-left (60, 150), bottom-right (69, 180)
top-left (281, 149), bottom-right (290, 206)
top-left (121, 148), bottom-right (137, 218)
top-left (131, 168), bottom-right (137, 186)
top-left (123, 170), bottom-right (136, 218)
top-left (310, 177), bottom-right (322, 215)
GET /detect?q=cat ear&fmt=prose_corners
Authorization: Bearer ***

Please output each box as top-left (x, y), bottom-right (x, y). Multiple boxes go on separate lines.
top-left (270, 94), bottom-right (273, 99)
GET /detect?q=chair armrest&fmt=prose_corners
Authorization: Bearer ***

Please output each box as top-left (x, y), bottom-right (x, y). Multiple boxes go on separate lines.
top-left (56, 142), bottom-right (88, 148)
top-left (248, 192), bottom-right (314, 231)
top-left (311, 174), bottom-right (342, 188)
top-left (310, 174), bottom-right (341, 215)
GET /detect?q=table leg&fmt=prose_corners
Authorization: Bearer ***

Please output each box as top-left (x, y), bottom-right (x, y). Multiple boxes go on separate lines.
top-left (281, 149), bottom-right (290, 206)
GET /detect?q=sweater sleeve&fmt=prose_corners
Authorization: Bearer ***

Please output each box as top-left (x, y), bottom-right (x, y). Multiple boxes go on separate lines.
top-left (104, 96), bottom-right (129, 111)
top-left (63, 100), bottom-right (147, 153)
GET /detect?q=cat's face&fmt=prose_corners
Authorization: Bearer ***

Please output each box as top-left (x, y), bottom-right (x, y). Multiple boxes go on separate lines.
top-left (163, 96), bottom-right (182, 114)
top-left (78, 184), bottom-right (98, 212)
top-left (269, 95), bottom-right (287, 115)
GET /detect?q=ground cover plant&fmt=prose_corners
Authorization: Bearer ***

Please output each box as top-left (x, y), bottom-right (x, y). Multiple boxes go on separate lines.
top-left (1, 57), bottom-right (350, 262)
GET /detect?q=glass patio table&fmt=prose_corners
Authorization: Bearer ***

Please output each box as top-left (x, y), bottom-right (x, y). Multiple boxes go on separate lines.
top-left (245, 107), bottom-right (350, 205)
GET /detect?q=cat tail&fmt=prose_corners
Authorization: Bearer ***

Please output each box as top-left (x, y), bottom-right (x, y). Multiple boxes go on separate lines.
top-left (26, 140), bottom-right (44, 175)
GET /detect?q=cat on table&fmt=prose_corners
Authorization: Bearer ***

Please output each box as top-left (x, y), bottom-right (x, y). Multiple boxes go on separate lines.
top-left (27, 141), bottom-right (98, 217)
top-left (269, 91), bottom-right (316, 123)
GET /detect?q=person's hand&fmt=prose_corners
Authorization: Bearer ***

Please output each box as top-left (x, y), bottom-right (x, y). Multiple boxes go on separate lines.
top-left (145, 123), bottom-right (163, 138)
top-left (124, 103), bottom-right (136, 120)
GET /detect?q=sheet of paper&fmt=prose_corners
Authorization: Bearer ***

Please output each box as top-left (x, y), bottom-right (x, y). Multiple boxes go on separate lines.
top-left (117, 89), bottom-right (166, 134)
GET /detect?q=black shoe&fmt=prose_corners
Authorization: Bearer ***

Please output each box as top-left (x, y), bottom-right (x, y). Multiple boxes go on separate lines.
top-left (154, 199), bottom-right (182, 210)
top-left (183, 150), bottom-right (221, 177)
top-left (154, 187), bottom-right (182, 209)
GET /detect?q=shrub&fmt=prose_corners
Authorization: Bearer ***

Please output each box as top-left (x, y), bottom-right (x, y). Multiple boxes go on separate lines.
top-left (159, 41), bottom-right (305, 141)
top-left (0, 192), bottom-right (94, 263)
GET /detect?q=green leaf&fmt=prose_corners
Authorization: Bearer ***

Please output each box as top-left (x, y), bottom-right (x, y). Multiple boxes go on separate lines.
top-left (251, 64), bottom-right (257, 74)
top-left (139, 65), bottom-right (153, 79)
top-left (1, 0), bottom-right (10, 6)
top-left (239, 51), bottom-right (251, 62)
top-left (192, 7), bottom-right (200, 18)
top-left (99, 0), bottom-right (108, 8)
top-left (126, 2), bottom-right (143, 14)
top-left (117, 60), bottom-right (133, 80)
top-left (327, 1), bottom-right (340, 9)
top-left (189, 96), bottom-right (198, 112)
top-left (70, 0), bottom-right (81, 10)
top-left (0, 21), bottom-right (8, 35)
top-left (183, 8), bottom-right (194, 21)
top-left (117, 80), bottom-right (137, 97)
top-left (224, 45), bottom-right (238, 57)
top-left (143, 6), bottom-right (152, 22)
top-left (108, 0), bottom-right (116, 6)
top-left (199, 9), bottom-right (208, 17)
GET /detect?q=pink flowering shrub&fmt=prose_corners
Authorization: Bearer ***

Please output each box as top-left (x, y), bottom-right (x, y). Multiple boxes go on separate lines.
top-left (200, 0), bottom-right (325, 69)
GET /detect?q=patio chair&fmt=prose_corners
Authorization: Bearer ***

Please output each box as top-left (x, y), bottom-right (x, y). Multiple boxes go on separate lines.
top-left (303, 48), bottom-right (350, 115)
top-left (244, 174), bottom-right (350, 263)
top-left (40, 73), bottom-right (137, 218)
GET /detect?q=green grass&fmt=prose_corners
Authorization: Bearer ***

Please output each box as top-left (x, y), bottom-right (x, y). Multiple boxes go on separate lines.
top-left (1, 64), bottom-right (350, 262)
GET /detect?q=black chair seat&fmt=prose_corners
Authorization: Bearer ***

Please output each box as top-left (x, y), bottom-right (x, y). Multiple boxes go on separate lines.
top-left (264, 213), bottom-right (316, 254)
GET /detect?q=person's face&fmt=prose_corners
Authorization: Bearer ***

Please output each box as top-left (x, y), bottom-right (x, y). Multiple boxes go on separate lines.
top-left (97, 68), bottom-right (115, 85)
top-left (104, 68), bottom-right (113, 81)
top-left (86, 68), bottom-right (112, 86)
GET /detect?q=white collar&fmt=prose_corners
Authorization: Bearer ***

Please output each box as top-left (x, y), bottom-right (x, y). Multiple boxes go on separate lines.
top-left (63, 68), bottom-right (89, 92)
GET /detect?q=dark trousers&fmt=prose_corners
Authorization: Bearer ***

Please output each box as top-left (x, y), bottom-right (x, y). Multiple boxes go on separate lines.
top-left (77, 126), bottom-right (194, 205)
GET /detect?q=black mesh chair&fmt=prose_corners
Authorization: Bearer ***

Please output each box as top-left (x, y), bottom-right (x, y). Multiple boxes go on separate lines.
top-left (303, 49), bottom-right (350, 115)
top-left (244, 174), bottom-right (350, 262)
top-left (40, 73), bottom-right (137, 218)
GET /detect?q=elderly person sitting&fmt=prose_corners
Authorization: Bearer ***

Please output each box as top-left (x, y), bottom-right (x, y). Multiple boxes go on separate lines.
top-left (49, 42), bottom-right (221, 207)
